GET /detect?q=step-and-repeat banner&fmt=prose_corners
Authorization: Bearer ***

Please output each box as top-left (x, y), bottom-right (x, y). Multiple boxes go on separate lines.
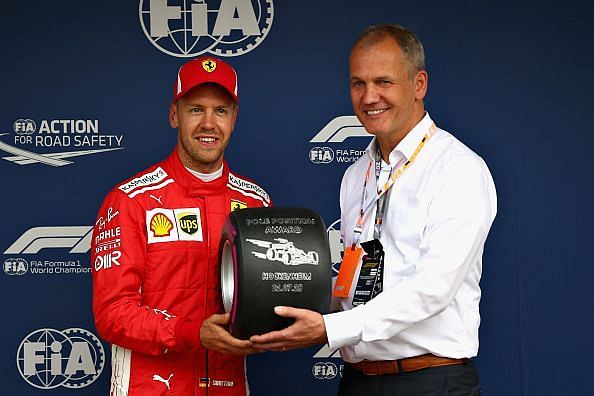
top-left (1, 1), bottom-right (592, 395)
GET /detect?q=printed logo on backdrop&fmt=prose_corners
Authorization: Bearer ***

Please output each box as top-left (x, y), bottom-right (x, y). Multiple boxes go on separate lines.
top-left (0, 118), bottom-right (124, 167)
top-left (139, 0), bottom-right (274, 58)
top-left (3, 226), bottom-right (92, 277)
top-left (312, 219), bottom-right (344, 378)
top-left (312, 361), bottom-right (342, 380)
top-left (309, 116), bottom-right (371, 165)
top-left (16, 328), bottom-right (104, 389)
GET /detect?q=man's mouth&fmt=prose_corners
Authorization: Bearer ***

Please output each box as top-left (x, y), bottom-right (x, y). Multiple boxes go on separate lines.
top-left (364, 108), bottom-right (388, 116)
top-left (197, 136), bottom-right (217, 143)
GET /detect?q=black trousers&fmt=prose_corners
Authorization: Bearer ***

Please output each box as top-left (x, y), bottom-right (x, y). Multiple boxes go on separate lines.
top-left (338, 360), bottom-right (480, 396)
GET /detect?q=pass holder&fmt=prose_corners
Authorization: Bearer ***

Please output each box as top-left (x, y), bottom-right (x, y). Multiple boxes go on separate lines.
top-left (332, 244), bottom-right (363, 298)
top-left (352, 239), bottom-right (385, 307)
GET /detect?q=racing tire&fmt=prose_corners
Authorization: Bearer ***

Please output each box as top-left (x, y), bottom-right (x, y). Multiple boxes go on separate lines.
top-left (220, 207), bottom-right (331, 339)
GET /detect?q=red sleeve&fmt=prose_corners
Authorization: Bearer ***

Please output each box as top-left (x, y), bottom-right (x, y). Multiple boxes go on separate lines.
top-left (91, 190), bottom-right (200, 355)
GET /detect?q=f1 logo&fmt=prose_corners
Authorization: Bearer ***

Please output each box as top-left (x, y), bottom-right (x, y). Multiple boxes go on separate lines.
top-left (4, 226), bottom-right (92, 254)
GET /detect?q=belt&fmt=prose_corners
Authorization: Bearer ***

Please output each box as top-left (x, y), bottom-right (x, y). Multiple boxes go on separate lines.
top-left (347, 354), bottom-right (468, 376)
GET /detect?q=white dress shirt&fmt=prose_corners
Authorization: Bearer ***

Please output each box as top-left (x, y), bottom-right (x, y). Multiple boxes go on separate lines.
top-left (323, 113), bottom-right (497, 362)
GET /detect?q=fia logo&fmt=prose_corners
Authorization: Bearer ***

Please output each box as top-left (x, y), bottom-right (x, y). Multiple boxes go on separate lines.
top-left (312, 362), bottom-right (341, 380)
top-left (3, 258), bottom-right (29, 275)
top-left (13, 119), bottom-right (36, 135)
top-left (16, 328), bottom-right (105, 389)
top-left (309, 147), bottom-right (334, 164)
top-left (139, 0), bottom-right (274, 58)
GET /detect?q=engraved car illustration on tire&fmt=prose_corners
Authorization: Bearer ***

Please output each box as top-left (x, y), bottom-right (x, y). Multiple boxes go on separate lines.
top-left (247, 238), bottom-right (319, 265)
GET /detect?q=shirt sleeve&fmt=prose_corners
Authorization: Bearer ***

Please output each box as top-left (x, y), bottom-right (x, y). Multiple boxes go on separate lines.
top-left (324, 154), bottom-right (497, 349)
top-left (91, 190), bottom-right (199, 355)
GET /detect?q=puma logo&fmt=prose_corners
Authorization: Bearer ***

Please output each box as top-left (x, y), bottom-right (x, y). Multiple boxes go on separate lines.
top-left (153, 373), bottom-right (173, 390)
top-left (150, 194), bottom-right (163, 205)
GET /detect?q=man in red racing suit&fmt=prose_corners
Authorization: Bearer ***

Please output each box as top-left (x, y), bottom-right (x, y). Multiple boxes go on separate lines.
top-left (91, 56), bottom-right (270, 395)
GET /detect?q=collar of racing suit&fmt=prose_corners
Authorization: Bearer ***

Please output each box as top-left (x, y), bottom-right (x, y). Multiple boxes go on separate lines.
top-left (166, 147), bottom-right (230, 197)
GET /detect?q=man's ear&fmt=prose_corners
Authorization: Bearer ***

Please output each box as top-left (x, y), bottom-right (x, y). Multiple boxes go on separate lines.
top-left (169, 102), bottom-right (178, 128)
top-left (414, 70), bottom-right (428, 100)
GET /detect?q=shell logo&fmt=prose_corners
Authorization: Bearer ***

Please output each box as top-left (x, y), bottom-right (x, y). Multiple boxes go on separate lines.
top-left (150, 213), bottom-right (173, 237)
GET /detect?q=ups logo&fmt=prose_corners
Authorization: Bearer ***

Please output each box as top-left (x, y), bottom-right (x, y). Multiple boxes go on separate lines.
top-left (177, 213), bottom-right (199, 236)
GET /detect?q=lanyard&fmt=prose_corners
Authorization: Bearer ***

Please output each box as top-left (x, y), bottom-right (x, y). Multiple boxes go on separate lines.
top-left (352, 123), bottom-right (436, 246)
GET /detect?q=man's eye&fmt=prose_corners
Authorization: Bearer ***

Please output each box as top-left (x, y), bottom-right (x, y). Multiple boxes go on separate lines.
top-left (351, 80), bottom-right (364, 88)
top-left (217, 108), bottom-right (228, 115)
top-left (191, 108), bottom-right (203, 113)
top-left (378, 80), bottom-right (391, 86)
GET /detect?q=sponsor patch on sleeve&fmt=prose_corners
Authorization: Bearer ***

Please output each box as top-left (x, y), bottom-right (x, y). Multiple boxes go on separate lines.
top-left (227, 173), bottom-right (270, 206)
top-left (118, 167), bottom-right (170, 196)
top-left (93, 206), bottom-right (121, 256)
top-left (146, 208), bottom-right (202, 244)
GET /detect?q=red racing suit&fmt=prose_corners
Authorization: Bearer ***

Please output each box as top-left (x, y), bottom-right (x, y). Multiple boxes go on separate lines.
top-left (91, 149), bottom-right (271, 396)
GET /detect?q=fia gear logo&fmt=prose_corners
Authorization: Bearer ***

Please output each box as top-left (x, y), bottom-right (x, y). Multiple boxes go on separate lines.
top-left (139, 0), bottom-right (274, 58)
top-left (16, 328), bottom-right (105, 389)
top-left (3, 258), bottom-right (29, 275)
top-left (312, 361), bottom-right (341, 380)
top-left (246, 238), bottom-right (319, 266)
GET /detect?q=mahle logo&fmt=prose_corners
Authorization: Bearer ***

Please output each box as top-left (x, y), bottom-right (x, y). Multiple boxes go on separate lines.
top-left (16, 328), bottom-right (105, 389)
top-left (139, 0), bottom-right (274, 57)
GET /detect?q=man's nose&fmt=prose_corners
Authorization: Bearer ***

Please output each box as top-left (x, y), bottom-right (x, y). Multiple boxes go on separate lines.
top-left (362, 85), bottom-right (380, 104)
top-left (200, 110), bottom-right (215, 129)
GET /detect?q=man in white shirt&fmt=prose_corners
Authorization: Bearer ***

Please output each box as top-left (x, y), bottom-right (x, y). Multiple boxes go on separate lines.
top-left (251, 24), bottom-right (497, 395)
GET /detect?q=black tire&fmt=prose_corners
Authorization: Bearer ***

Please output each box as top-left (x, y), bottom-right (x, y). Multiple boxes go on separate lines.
top-left (219, 207), bottom-right (332, 339)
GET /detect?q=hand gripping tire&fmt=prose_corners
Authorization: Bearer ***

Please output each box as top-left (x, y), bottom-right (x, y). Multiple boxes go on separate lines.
top-left (220, 207), bottom-right (331, 339)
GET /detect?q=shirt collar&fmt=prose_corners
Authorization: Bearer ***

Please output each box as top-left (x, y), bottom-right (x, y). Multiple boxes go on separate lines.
top-left (365, 112), bottom-right (434, 164)
top-left (185, 164), bottom-right (224, 182)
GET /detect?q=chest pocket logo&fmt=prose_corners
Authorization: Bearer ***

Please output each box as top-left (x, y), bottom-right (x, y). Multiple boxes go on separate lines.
top-left (146, 208), bottom-right (203, 244)
top-left (150, 213), bottom-right (174, 237)
top-left (178, 213), bottom-right (199, 236)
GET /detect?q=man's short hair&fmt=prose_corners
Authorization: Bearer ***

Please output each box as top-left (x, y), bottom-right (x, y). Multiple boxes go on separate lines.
top-left (353, 24), bottom-right (425, 79)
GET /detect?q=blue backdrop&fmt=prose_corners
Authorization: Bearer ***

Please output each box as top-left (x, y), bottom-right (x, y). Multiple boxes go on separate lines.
top-left (1, 0), bottom-right (593, 395)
